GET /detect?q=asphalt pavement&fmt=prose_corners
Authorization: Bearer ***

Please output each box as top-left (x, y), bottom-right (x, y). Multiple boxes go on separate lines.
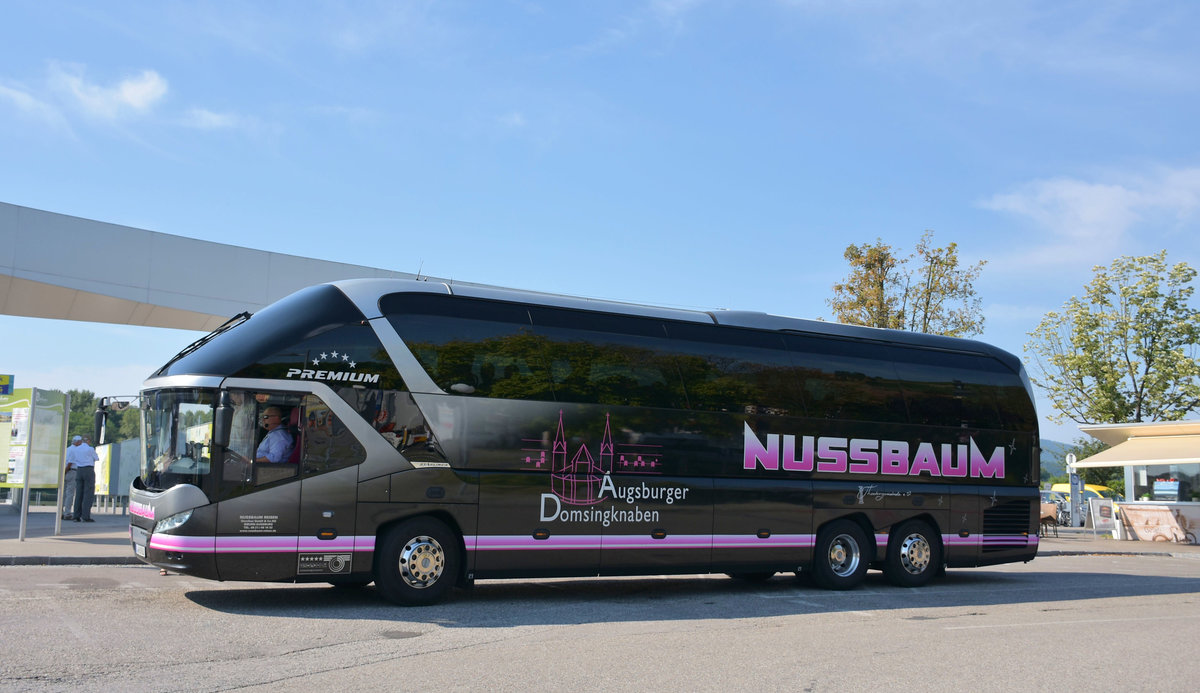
top-left (2, 501), bottom-right (1199, 567)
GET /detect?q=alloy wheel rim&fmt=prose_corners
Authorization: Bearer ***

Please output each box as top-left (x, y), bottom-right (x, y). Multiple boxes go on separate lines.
top-left (399, 535), bottom-right (445, 589)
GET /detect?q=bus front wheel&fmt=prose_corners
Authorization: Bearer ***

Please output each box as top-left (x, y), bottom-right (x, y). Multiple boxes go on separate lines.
top-left (883, 519), bottom-right (942, 588)
top-left (811, 520), bottom-right (869, 590)
top-left (375, 517), bottom-right (460, 606)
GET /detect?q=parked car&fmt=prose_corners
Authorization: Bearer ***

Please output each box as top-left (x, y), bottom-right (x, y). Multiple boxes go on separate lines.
top-left (1041, 489), bottom-right (1070, 525)
top-left (1052, 483), bottom-right (1120, 524)
top-left (1051, 483), bottom-right (1120, 503)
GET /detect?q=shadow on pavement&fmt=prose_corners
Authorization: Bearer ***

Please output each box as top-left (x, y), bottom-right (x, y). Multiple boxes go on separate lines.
top-left (184, 563), bottom-right (1200, 626)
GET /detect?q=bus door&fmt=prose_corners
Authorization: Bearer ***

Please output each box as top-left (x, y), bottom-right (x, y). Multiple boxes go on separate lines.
top-left (295, 394), bottom-right (365, 579)
top-left (297, 466), bottom-right (359, 578)
top-left (215, 480), bottom-right (301, 581)
top-left (214, 391), bottom-right (364, 581)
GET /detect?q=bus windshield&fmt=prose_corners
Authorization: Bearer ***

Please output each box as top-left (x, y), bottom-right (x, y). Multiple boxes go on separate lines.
top-left (142, 389), bottom-right (215, 492)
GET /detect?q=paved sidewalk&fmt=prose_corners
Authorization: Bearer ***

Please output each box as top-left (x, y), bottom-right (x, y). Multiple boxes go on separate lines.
top-left (3, 502), bottom-right (1199, 567)
top-left (0, 504), bottom-right (142, 566)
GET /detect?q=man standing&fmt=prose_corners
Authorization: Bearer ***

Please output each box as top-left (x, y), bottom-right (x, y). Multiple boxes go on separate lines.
top-left (66, 435), bottom-right (99, 522)
top-left (62, 446), bottom-right (78, 520)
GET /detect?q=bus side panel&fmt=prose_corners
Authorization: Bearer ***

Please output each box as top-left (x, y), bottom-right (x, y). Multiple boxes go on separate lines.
top-left (599, 476), bottom-right (713, 575)
top-left (473, 470), bottom-right (601, 579)
top-left (948, 490), bottom-right (982, 567)
top-left (811, 480), bottom-right (952, 563)
top-left (711, 478), bottom-right (813, 574)
top-left (215, 483), bottom-right (301, 581)
top-left (974, 484), bottom-right (1039, 566)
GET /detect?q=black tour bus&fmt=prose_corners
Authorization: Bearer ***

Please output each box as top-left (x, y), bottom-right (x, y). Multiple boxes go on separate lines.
top-left (127, 279), bottom-right (1040, 605)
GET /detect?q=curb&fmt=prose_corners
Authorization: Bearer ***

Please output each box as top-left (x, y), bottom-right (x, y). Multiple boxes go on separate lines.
top-left (1037, 549), bottom-right (1200, 560)
top-left (1, 556), bottom-right (146, 566)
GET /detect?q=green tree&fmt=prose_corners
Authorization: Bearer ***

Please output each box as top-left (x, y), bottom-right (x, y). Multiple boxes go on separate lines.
top-left (828, 231), bottom-right (987, 337)
top-left (1025, 251), bottom-right (1200, 425)
top-left (63, 390), bottom-right (140, 444)
top-left (828, 239), bottom-right (906, 330)
top-left (66, 389), bottom-right (96, 442)
top-left (904, 231), bottom-right (986, 336)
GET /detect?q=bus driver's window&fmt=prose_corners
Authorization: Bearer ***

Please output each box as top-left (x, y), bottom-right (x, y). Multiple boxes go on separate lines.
top-left (254, 406), bottom-right (294, 463)
top-left (219, 391), bottom-right (301, 495)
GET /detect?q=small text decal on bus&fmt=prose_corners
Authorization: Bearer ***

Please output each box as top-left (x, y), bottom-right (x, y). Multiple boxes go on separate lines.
top-left (742, 423), bottom-right (1005, 479)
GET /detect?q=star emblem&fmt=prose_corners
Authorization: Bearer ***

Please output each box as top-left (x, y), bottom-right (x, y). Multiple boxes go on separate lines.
top-left (307, 347), bottom-right (359, 370)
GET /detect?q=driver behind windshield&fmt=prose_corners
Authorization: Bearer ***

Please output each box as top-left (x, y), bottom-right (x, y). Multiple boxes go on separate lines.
top-left (254, 406), bottom-right (295, 463)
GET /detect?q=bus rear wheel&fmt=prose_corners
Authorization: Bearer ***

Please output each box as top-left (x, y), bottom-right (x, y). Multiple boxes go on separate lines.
top-left (375, 517), bottom-right (460, 606)
top-left (811, 520), bottom-right (869, 590)
top-left (883, 519), bottom-right (942, 588)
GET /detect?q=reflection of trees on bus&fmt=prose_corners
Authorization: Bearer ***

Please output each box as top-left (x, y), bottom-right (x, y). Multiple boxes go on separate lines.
top-left (402, 331), bottom-right (1032, 432)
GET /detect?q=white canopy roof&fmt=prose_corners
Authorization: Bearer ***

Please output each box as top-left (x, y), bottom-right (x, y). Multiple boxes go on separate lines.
top-left (1075, 421), bottom-right (1200, 468)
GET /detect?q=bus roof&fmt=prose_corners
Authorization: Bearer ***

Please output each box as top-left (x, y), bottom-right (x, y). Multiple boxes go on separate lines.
top-left (331, 278), bottom-right (1026, 375)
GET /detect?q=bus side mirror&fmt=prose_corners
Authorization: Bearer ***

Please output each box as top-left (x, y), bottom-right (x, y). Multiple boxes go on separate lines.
top-left (213, 392), bottom-right (233, 447)
top-left (93, 407), bottom-right (105, 446)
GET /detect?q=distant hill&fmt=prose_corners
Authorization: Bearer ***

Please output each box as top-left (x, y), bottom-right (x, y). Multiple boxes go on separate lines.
top-left (1040, 439), bottom-right (1073, 479)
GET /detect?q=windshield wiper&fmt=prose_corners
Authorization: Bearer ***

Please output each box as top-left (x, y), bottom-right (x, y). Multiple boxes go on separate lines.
top-left (156, 311), bottom-right (252, 373)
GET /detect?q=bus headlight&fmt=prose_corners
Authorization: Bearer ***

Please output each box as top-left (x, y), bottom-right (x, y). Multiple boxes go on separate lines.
top-left (154, 510), bottom-right (193, 534)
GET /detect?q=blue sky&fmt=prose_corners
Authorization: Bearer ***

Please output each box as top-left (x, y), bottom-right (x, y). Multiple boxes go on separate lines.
top-left (2, 1), bottom-right (1198, 444)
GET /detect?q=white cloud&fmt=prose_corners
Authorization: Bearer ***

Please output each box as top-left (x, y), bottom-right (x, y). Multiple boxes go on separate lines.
top-left (577, 0), bottom-right (708, 53)
top-left (49, 63), bottom-right (168, 120)
top-left (0, 82), bottom-right (72, 133)
top-left (180, 108), bottom-right (238, 130)
top-left (775, 1), bottom-right (1198, 90)
top-left (980, 167), bottom-right (1200, 267)
top-left (982, 178), bottom-right (1141, 245)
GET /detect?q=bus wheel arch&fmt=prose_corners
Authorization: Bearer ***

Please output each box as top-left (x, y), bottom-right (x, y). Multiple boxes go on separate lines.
top-left (883, 517), bottom-right (943, 588)
top-left (811, 517), bottom-right (872, 590)
top-left (374, 515), bottom-right (462, 606)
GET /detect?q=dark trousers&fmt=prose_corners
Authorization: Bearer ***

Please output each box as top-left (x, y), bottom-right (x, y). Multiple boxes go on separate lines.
top-left (73, 466), bottom-right (96, 520)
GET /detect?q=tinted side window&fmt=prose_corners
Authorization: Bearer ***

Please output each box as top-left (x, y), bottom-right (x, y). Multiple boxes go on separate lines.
top-left (664, 323), bottom-right (804, 416)
top-left (892, 349), bottom-right (1005, 429)
top-left (384, 294), bottom-right (555, 401)
top-left (299, 394), bottom-right (365, 475)
top-left (784, 335), bottom-right (908, 423)
top-left (529, 308), bottom-right (687, 409)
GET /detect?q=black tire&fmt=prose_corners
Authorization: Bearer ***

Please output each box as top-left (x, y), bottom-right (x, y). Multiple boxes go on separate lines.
top-left (726, 571), bottom-right (776, 582)
top-left (883, 519), bottom-right (942, 588)
top-left (811, 519), bottom-right (870, 590)
top-left (374, 517), bottom-right (460, 606)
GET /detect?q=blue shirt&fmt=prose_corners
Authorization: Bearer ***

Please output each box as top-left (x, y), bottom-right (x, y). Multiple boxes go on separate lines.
top-left (256, 427), bottom-right (294, 463)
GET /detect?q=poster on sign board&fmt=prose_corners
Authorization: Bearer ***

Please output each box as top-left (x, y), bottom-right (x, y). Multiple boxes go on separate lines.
top-left (1089, 498), bottom-right (1116, 532)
